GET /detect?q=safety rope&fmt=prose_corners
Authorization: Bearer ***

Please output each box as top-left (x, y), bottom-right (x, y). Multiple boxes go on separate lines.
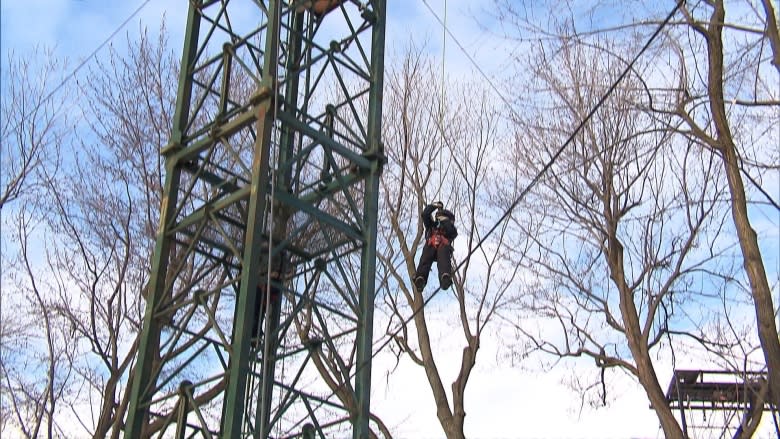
top-left (437, 0), bottom-right (447, 200)
top-left (273, 2), bottom-right (287, 438)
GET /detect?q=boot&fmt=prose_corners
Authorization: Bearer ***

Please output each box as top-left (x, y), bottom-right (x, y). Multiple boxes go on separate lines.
top-left (440, 273), bottom-right (452, 290)
top-left (414, 276), bottom-right (426, 291)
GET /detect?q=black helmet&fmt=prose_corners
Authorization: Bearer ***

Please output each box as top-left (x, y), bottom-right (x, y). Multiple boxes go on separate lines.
top-left (436, 209), bottom-right (454, 222)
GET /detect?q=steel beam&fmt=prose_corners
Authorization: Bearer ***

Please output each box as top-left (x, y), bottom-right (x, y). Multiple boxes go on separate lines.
top-left (126, 0), bottom-right (386, 437)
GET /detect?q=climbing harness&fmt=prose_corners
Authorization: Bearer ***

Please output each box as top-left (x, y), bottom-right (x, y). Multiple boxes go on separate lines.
top-left (427, 230), bottom-right (450, 249)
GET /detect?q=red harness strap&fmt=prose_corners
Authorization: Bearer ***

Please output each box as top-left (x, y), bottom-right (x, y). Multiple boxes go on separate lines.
top-left (427, 230), bottom-right (450, 248)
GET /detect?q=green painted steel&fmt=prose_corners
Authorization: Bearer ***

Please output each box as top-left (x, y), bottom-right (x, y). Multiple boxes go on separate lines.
top-left (126, 0), bottom-right (386, 437)
top-left (124, 2), bottom-right (200, 436)
top-left (354, 1), bottom-right (385, 438)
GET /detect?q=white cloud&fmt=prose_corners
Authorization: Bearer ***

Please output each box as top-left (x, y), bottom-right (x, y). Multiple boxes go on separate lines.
top-left (370, 302), bottom-right (780, 438)
top-left (370, 302), bottom-right (666, 439)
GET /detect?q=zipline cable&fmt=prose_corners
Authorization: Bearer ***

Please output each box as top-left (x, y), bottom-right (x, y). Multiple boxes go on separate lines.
top-left (288, 0), bottom-right (686, 428)
top-left (422, 0), bottom-right (779, 211)
top-left (378, 0), bottom-right (685, 366)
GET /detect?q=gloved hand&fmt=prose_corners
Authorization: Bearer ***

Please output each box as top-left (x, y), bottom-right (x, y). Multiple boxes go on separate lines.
top-left (433, 201), bottom-right (444, 209)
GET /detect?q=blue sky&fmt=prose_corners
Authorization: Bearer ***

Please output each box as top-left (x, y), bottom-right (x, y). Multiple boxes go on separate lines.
top-left (0, 0), bottom-right (504, 81)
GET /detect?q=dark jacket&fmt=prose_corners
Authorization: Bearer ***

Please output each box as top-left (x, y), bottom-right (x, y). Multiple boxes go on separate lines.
top-left (422, 204), bottom-right (458, 242)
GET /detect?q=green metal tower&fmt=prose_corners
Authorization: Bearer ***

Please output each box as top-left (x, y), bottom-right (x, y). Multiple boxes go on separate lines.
top-left (125, 1), bottom-right (386, 437)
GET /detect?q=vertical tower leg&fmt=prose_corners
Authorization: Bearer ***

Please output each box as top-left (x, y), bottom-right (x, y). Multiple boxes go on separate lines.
top-left (125, 1), bottom-right (386, 437)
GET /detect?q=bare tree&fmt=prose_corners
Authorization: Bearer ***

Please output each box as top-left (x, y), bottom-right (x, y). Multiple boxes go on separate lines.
top-left (501, 32), bottom-right (744, 437)
top-left (490, 0), bottom-right (779, 436)
top-left (0, 48), bottom-right (68, 209)
top-left (53, 26), bottom-right (180, 438)
top-left (1, 26), bottom-right (182, 438)
top-left (1, 205), bottom-right (78, 438)
top-left (376, 45), bottom-right (522, 439)
top-left (1, 48), bottom-right (72, 438)
top-left (758, 0), bottom-right (780, 76)
top-left (673, 0), bottom-right (780, 409)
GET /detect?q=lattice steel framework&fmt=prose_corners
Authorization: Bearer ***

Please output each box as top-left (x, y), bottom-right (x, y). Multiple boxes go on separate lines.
top-left (665, 369), bottom-right (777, 438)
top-left (125, 1), bottom-right (386, 437)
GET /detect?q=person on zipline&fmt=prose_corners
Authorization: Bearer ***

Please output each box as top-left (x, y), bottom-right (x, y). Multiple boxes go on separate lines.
top-left (414, 201), bottom-right (457, 291)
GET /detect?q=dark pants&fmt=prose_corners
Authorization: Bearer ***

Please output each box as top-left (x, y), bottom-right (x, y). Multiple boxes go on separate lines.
top-left (414, 244), bottom-right (453, 288)
top-left (252, 285), bottom-right (280, 338)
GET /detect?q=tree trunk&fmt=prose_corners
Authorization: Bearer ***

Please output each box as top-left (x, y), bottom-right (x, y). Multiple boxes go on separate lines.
top-left (760, 0), bottom-right (780, 75)
top-left (412, 296), bottom-right (461, 439)
top-left (450, 336), bottom-right (478, 439)
top-left (705, 0), bottom-right (780, 406)
top-left (606, 234), bottom-right (685, 437)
